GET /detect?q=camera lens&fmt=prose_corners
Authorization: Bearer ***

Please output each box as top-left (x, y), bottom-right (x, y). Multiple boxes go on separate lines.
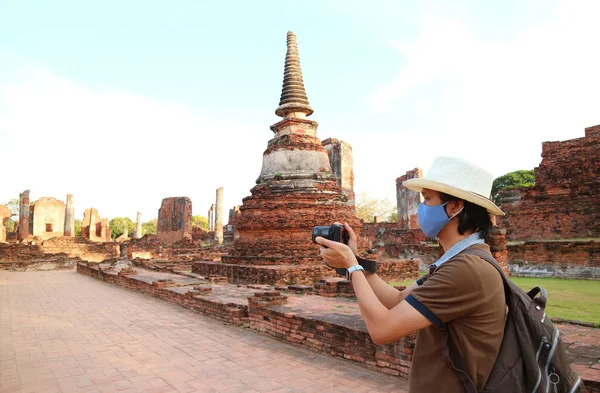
top-left (312, 226), bottom-right (331, 243)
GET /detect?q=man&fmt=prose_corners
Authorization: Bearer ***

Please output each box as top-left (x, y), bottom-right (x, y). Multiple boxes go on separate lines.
top-left (316, 156), bottom-right (506, 393)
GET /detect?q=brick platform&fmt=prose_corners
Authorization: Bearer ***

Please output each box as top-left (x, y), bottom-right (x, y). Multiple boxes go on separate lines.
top-left (75, 263), bottom-right (600, 391)
top-left (1, 270), bottom-right (409, 393)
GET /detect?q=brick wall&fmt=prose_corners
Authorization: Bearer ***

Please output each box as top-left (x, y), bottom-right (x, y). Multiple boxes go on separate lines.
top-left (0, 237), bottom-right (117, 267)
top-left (40, 237), bottom-right (118, 262)
top-left (498, 125), bottom-right (600, 240)
top-left (157, 197), bottom-right (193, 243)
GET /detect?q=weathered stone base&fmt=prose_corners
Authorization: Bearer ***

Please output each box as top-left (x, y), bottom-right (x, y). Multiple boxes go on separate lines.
top-left (0, 259), bottom-right (80, 271)
top-left (509, 264), bottom-right (600, 279)
top-left (192, 259), bottom-right (420, 286)
top-left (192, 261), bottom-right (338, 286)
top-left (508, 239), bottom-right (600, 279)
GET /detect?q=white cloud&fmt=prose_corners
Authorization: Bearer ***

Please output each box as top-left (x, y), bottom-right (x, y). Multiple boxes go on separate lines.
top-left (0, 63), bottom-right (266, 222)
top-left (364, 0), bottom-right (600, 191)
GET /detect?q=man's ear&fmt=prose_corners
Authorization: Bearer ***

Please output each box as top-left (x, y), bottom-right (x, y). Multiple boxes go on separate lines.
top-left (448, 200), bottom-right (464, 217)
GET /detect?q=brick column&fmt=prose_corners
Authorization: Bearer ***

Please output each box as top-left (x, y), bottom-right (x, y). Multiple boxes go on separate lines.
top-left (64, 194), bottom-right (74, 237)
top-left (18, 190), bottom-right (30, 241)
top-left (486, 227), bottom-right (509, 275)
top-left (135, 212), bottom-right (142, 239)
top-left (214, 188), bottom-right (224, 244)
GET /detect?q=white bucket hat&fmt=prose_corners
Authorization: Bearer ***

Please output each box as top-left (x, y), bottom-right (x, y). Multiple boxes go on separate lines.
top-left (403, 156), bottom-right (504, 216)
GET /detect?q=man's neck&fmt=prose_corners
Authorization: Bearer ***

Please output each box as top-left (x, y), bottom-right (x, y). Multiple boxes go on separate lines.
top-left (439, 229), bottom-right (475, 253)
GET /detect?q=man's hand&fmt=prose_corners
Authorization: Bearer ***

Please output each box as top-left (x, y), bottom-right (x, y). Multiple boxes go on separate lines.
top-left (315, 236), bottom-right (357, 269)
top-left (339, 222), bottom-right (359, 255)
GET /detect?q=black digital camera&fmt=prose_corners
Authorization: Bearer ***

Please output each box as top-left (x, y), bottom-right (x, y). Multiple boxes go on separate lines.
top-left (311, 224), bottom-right (349, 245)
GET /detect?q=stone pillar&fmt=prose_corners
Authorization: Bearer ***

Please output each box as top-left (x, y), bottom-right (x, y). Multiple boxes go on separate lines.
top-left (0, 205), bottom-right (11, 243)
top-left (396, 169), bottom-right (423, 229)
top-left (119, 243), bottom-right (128, 259)
top-left (209, 204), bottom-right (215, 231)
top-left (135, 212), bottom-right (142, 239)
top-left (18, 190), bottom-right (30, 241)
top-left (214, 188), bottom-right (223, 244)
top-left (64, 194), bottom-right (74, 237)
top-left (322, 138), bottom-right (355, 202)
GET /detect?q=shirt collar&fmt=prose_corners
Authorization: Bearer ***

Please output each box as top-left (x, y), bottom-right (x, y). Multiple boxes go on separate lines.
top-left (430, 232), bottom-right (485, 269)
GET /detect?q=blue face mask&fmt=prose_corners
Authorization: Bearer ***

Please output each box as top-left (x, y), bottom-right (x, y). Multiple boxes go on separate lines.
top-left (417, 202), bottom-right (463, 239)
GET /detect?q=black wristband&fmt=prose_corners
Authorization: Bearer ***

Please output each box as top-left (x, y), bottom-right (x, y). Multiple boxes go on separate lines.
top-left (331, 256), bottom-right (378, 278)
top-left (356, 256), bottom-right (378, 273)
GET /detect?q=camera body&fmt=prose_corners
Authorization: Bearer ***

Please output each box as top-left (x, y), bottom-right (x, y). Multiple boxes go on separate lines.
top-left (311, 224), bottom-right (349, 245)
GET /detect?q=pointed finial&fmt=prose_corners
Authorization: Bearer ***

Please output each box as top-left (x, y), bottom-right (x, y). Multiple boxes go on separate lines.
top-left (275, 31), bottom-right (314, 118)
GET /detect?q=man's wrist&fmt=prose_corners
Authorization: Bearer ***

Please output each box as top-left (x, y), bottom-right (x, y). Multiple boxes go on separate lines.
top-left (346, 264), bottom-right (365, 280)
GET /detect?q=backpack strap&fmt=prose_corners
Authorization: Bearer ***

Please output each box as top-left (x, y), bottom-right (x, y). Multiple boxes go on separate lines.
top-left (437, 248), bottom-right (505, 393)
top-left (463, 248), bottom-right (547, 318)
top-left (440, 323), bottom-right (478, 393)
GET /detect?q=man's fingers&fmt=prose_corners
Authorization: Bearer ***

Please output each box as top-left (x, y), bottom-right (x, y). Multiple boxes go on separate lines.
top-left (343, 222), bottom-right (357, 240)
top-left (315, 236), bottom-right (338, 249)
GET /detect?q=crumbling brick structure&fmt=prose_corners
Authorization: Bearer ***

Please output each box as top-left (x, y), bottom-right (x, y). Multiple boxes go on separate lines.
top-left (322, 138), bottom-right (355, 202)
top-left (201, 32), bottom-right (363, 285)
top-left (157, 197), bottom-right (192, 244)
top-left (18, 189), bottom-right (31, 241)
top-left (498, 125), bottom-right (600, 240)
top-left (396, 169), bottom-right (422, 229)
top-left (82, 208), bottom-right (111, 242)
top-left (0, 205), bottom-right (12, 243)
top-left (223, 206), bottom-right (241, 244)
top-left (30, 197), bottom-right (66, 240)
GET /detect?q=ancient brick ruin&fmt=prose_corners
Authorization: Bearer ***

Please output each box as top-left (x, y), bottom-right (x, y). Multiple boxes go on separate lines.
top-left (497, 125), bottom-right (600, 278)
top-left (194, 31), bottom-right (379, 285)
top-left (64, 194), bottom-right (74, 237)
top-left (498, 125), bottom-right (600, 240)
top-left (30, 197), bottom-right (66, 240)
top-left (17, 189), bottom-right (31, 241)
top-left (396, 169), bottom-right (422, 230)
top-left (223, 206), bottom-right (240, 244)
top-left (81, 208), bottom-right (111, 242)
top-left (157, 197), bottom-right (192, 243)
top-left (0, 204), bottom-right (11, 243)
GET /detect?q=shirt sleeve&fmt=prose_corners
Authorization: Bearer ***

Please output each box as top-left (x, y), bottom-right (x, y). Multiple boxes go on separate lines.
top-left (405, 258), bottom-right (486, 327)
top-left (416, 273), bottom-right (429, 286)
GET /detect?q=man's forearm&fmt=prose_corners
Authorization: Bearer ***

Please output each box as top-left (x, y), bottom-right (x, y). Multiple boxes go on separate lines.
top-left (363, 272), bottom-right (405, 309)
top-left (351, 271), bottom-right (391, 343)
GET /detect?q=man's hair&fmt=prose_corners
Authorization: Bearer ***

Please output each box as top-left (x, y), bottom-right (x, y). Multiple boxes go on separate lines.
top-left (439, 192), bottom-right (492, 239)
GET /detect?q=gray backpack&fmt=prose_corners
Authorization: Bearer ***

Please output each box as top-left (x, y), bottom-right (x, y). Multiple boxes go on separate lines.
top-left (441, 248), bottom-right (584, 393)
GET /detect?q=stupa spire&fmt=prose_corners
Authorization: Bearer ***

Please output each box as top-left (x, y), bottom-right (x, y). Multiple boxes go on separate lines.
top-left (275, 31), bottom-right (314, 118)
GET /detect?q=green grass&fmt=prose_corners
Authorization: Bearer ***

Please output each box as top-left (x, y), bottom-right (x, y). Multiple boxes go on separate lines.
top-left (390, 277), bottom-right (600, 325)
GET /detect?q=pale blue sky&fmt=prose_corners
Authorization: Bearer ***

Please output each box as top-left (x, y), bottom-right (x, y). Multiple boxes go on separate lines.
top-left (1, 0), bottom-right (598, 220)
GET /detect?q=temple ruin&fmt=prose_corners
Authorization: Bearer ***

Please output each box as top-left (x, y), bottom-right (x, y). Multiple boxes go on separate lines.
top-left (157, 197), bottom-right (192, 243)
top-left (64, 194), bottom-right (74, 237)
top-left (81, 208), bottom-right (111, 242)
top-left (30, 197), bottom-right (66, 240)
top-left (396, 169), bottom-right (422, 230)
top-left (17, 189), bottom-right (31, 241)
top-left (497, 124), bottom-right (600, 278)
top-left (0, 205), bottom-right (12, 243)
top-left (192, 31), bottom-right (367, 285)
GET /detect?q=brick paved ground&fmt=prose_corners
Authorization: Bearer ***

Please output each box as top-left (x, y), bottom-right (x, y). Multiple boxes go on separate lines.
top-left (0, 271), bottom-right (408, 393)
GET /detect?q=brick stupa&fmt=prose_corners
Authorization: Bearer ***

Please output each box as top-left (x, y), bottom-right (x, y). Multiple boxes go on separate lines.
top-left (193, 31), bottom-right (360, 285)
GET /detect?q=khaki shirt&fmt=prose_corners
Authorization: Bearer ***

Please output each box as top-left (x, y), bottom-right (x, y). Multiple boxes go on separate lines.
top-left (405, 243), bottom-right (505, 393)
